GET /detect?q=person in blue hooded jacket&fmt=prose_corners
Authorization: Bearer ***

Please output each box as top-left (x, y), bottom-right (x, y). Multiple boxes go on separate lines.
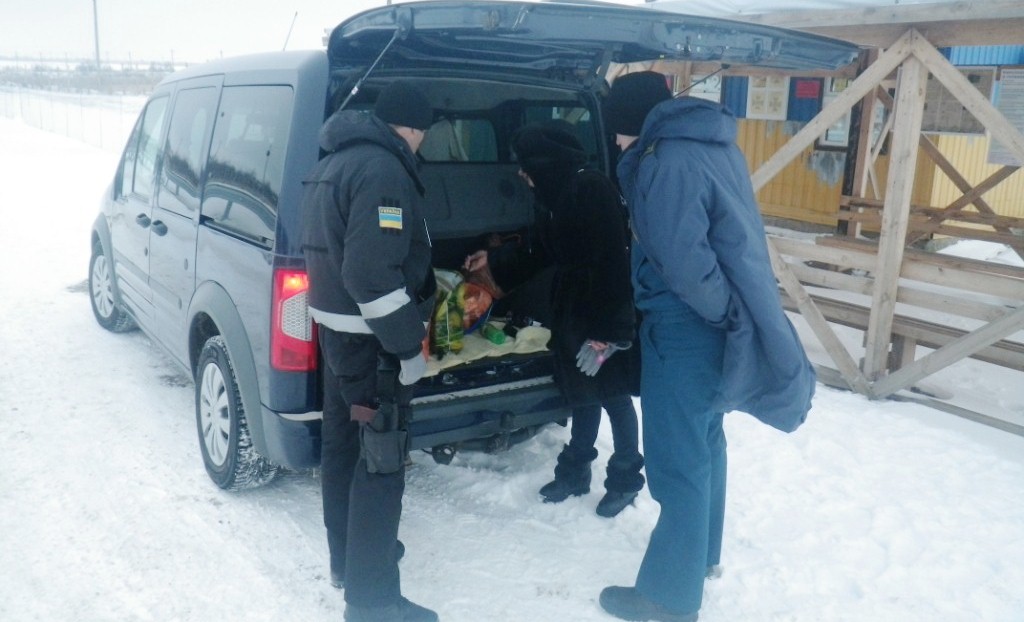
top-left (597, 71), bottom-right (816, 622)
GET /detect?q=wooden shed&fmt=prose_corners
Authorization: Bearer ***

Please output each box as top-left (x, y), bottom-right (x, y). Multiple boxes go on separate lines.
top-left (627, 1), bottom-right (1024, 427)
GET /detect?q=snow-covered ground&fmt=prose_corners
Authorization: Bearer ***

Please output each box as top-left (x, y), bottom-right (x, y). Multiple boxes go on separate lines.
top-left (1, 116), bottom-right (1022, 622)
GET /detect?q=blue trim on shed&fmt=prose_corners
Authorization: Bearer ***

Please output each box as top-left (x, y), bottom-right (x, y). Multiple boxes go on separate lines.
top-left (940, 45), bottom-right (1024, 66)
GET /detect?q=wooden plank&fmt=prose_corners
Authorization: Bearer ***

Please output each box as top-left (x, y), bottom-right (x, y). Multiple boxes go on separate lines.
top-left (767, 240), bottom-right (873, 394)
top-left (776, 19), bottom-right (1024, 49)
top-left (779, 292), bottom-right (1024, 369)
top-left (786, 261), bottom-right (874, 296)
top-left (739, 1), bottom-right (1024, 29)
top-left (773, 236), bottom-right (878, 272)
top-left (817, 235), bottom-right (1024, 281)
top-left (871, 305), bottom-right (1024, 397)
top-left (750, 30), bottom-right (915, 192)
top-left (865, 51), bottom-right (929, 379)
top-left (896, 288), bottom-right (1018, 323)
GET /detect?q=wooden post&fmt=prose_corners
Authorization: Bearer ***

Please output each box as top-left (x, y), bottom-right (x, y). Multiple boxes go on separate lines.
top-left (863, 47), bottom-right (929, 380)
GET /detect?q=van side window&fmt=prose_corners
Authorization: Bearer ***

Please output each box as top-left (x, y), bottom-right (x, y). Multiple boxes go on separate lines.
top-left (202, 85), bottom-right (294, 247)
top-left (158, 86), bottom-right (219, 216)
top-left (119, 96), bottom-right (169, 199)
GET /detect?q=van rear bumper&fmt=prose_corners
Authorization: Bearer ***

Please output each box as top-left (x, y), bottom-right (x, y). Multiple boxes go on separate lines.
top-left (259, 379), bottom-right (570, 469)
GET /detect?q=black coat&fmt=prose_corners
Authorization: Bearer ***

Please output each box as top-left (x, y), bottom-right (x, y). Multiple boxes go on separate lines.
top-left (488, 170), bottom-right (639, 406)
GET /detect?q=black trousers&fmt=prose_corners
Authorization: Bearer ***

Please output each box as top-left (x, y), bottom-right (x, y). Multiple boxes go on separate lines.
top-left (319, 328), bottom-right (409, 608)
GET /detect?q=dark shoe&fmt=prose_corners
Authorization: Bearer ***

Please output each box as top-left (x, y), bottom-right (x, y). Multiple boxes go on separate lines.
top-left (344, 597), bottom-right (438, 622)
top-left (596, 490), bottom-right (638, 518)
top-left (540, 444), bottom-right (595, 502)
top-left (331, 540), bottom-right (407, 590)
top-left (539, 475), bottom-right (590, 503)
top-left (599, 586), bottom-right (697, 622)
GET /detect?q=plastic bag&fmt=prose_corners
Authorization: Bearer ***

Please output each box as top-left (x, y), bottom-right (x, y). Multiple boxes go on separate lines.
top-left (431, 270), bottom-right (465, 356)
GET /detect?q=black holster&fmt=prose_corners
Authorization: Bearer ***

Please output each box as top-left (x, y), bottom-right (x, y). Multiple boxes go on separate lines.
top-left (359, 353), bottom-right (411, 474)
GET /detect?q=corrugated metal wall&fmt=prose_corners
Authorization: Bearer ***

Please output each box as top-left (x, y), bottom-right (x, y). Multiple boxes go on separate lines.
top-left (929, 134), bottom-right (1024, 219)
top-left (737, 119), bottom-right (844, 225)
top-left (941, 45), bottom-right (1024, 66)
top-left (735, 119), bottom-right (937, 226)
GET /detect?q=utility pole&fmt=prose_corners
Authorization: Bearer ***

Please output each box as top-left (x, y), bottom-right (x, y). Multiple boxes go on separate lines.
top-left (92, 0), bottom-right (101, 69)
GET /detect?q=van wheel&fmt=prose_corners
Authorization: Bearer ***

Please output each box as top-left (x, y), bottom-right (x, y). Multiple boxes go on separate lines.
top-left (89, 244), bottom-right (135, 333)
top-left (195, 336), bottom-right (279, 490)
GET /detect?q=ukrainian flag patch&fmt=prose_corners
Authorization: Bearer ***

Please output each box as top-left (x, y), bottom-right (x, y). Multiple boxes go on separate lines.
top-left (378, 206), bottom-right (403, 231)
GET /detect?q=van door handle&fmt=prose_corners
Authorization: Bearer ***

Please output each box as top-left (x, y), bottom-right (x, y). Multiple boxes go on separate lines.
top-left (151, 220), bottom-right (168, 236)
top-left (135, 213), bottom-right (151, 227)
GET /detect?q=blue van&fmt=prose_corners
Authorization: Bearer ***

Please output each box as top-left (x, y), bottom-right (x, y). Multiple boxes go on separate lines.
top-left (88, 0), bottom-right (857, 489)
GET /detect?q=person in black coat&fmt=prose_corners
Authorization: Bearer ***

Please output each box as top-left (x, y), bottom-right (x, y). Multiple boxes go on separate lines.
top-left (463, 122), bottom-right (644, 518)
top-left (302, 81), bottom-right (438, 622)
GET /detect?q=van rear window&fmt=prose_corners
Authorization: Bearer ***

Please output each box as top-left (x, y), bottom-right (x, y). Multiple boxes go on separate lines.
top-left (202, 85), bottom-right (294, 247)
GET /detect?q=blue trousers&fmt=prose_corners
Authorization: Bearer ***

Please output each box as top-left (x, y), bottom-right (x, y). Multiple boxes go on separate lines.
top-left (635, 307), bottom-right (727, 615)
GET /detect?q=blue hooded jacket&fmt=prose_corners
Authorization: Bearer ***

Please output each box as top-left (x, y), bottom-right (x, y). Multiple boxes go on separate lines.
top-left (617, 96), bottom-right (815, 432)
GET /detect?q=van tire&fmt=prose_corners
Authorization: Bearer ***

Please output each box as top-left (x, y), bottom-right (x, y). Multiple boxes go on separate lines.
top-left (89, 243), bottom-right (136, 333)
top-left (195, 336), bottom-right (279, 490)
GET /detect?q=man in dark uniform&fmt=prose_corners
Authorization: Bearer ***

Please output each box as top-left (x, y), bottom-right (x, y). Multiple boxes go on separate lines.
top-left (301, 81), bottom-right (438, 622)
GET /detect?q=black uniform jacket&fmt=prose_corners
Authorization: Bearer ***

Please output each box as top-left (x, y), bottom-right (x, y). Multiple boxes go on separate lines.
top-left (301, 110), bottom-right (436, 360)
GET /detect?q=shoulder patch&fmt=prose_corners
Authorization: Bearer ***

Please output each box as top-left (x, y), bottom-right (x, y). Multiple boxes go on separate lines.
top-left (378, 206), bottom-right (403, 231)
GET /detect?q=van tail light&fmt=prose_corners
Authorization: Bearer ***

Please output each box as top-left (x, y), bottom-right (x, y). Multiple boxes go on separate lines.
top-left (271, 268), bottom-right (318, 372)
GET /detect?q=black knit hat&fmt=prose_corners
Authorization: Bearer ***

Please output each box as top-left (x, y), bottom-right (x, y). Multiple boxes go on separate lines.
top-left (604, 71), bottom-right (673, 136)
top-left (374, 81), bottom-right (433, 131)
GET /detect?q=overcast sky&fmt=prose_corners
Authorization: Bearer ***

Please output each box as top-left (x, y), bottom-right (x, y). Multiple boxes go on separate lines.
top-left (0, 0), bottom-right (390, 64)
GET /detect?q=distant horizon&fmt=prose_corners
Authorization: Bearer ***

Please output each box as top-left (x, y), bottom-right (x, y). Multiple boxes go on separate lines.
top-left (0, 0), bottom-right (388, 65)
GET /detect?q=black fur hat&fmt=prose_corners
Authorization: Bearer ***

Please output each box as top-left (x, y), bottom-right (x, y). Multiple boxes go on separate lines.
top-left (512, 122), bottom-right (588, 207)
top-left (604, 71), bottom-right (673, 136)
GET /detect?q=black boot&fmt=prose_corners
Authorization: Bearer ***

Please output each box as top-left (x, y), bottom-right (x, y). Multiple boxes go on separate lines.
top-left (597, 453), bottom-right (644, 518)
top-left (538, 444), bottom-right (597, 503)
top-left (344, 596), bottom-right (438, 622)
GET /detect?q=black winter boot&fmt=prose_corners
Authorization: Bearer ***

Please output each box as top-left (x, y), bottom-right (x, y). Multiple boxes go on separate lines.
top-left (344, 596), bottom-right (438, 622)
top-left (538, 444), bottom-right (597, 503)
top-left (598, 453), bottom-right (645, 518)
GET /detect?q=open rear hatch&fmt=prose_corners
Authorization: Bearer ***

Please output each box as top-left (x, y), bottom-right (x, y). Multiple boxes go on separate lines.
top-left (328, 0), bottom-right (860, 81)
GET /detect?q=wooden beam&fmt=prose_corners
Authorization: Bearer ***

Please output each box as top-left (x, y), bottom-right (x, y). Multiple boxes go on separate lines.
top-left (751, 30), bottom-right (916, 192)
top-left (864, 49), bottom-right (929, 380)
top-left (777, 18), bottom-right (1024, 48)
top-left (870, 305), bottom-right (1024, 398)
top-left (737, 0), bottom-right (1024, 29)
top-left (727, 1), bottom-right (1024, 47)
top-left (851, 49), bottom-right (881, 200)
top-left (767, 241), bottom-right (873, 394)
